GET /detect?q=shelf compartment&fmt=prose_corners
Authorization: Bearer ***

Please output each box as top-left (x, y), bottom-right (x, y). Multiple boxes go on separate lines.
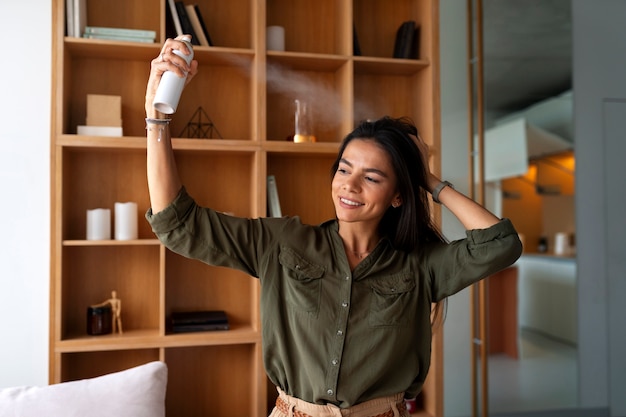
top-left (61, 52), bottom-right (155, 137)
top-left (266, 153), bottom-right (337, 224)
top-left (169, 60), bottom-right (255, 141)
top-left (60, 147), bottom-right (151, 241)
top-left (187, 0), bottom-right (254, 49)
top-left (267, 0), bottom-right (350, 55)
top-left (266, 59), bottom-right (352, 143)
top-left (60, 245), bottom-right (161, 340)
top-left (353, 71), bottom-right (427, 128)
top-left (60, 349), bottom-right (160, 382)
top-left (353, 0), bottom-right (434, 60)
top-left (165, 344), bottom-right (257, 417)
top-left (61, 42), bottom-right (255, 139)
top-left (165, 251), bottom-right (259, 330)
top-left (84, 0), bottom-right (160, 39)
top-left (172, 149), bottom-right (258, 217)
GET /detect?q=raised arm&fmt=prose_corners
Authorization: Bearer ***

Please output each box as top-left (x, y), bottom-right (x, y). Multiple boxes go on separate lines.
top-left (415, 135), bottom-right (501, 230)
top-left (145, 36), bottom-right (198, 213)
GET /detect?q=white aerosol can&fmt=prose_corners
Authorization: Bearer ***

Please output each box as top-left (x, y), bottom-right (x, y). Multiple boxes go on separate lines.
top-left (153, 36), bottom-right (194, 114)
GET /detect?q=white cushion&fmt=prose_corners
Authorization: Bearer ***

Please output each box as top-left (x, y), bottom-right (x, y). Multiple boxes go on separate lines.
top-left (0, 361), bottom-right (167, 417)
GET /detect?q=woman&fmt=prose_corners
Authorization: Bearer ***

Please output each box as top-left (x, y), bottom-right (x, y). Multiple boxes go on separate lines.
top-left (145, 36), bottom-right (522, 417)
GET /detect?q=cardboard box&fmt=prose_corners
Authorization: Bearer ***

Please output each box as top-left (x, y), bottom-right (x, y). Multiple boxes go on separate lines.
top-left (86, 94), bottom-right (122, 127)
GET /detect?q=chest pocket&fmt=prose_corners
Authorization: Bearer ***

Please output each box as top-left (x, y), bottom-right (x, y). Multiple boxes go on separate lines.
top-left (279, 246), bottom-right (325, 314)
top-left (369, 273), bottom-right (416, 327)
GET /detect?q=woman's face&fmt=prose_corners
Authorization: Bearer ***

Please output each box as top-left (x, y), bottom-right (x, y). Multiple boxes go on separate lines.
top-left (331, 139), bottom-right (401, 228)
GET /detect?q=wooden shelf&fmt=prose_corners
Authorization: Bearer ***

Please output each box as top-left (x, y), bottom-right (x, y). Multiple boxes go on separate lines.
top-left (50, 0), bottom-right (442, 415)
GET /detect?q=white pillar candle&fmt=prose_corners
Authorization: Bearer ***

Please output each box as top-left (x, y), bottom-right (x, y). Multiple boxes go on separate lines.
top-left (266, 26), bottom-right (285, 51)
top-left (114, 202), bottom-right (138, 240)
top-left (554, 232), bottom-right (570, 255)
top-left (86, 208), bottom-right (111, 240)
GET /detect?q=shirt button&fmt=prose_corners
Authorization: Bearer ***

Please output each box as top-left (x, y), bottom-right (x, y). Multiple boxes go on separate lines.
top-left (345, 276), bottom-right (350, 281)
top-left (327, 389), bottom-right (334, 396)
top-left (331, 358), bottom-right (338, 366)
top-left (337, 330), bottom-right (343, 336)
top-left (341, 301), bottom-right (348, 308)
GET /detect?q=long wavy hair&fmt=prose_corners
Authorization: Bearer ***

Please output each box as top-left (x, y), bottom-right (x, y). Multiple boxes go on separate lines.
top-left (331, 116), bottom-right (447, 325)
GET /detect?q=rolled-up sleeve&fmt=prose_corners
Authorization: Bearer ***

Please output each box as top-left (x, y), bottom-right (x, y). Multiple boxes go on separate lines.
top-left (425, 218), bottom-right (523, 301)
top-left (145, 187), bottom-right (267, 277)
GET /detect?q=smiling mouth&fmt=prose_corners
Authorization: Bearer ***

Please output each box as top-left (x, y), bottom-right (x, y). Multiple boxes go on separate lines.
top-left (340, 197), bottom-right (363, 207)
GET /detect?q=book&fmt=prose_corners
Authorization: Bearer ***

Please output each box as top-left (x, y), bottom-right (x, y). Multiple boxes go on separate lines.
top-left (65, 0), bottom-right (74, 37)
top-left (84, 26), bottom-right (157, 39)
top-left (267, 175), bottom-right (282, 217)
top-left (353, 23), bottom-right (362, 56)
top-left (410, 25), bottom-right (421, 59)
top-left (175, 1), bottom-right (200, 45)
top-left (169, 310), bottom-right (229, 333)
top-left (193, 5), bottom-right (213, 46)
top-left (185, 4), bottom-right (210, 46)
top-left (393, 20), bottom-right (416, 59)
top-left (166, 0), bottom-right (183, 38)
top-left (83, 33), bottom-right (155, 43)
top-left (67, 0), bottom-right (87, 37)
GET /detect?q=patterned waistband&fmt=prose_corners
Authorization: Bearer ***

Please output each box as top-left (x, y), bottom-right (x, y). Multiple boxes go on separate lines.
top-left (274, 388), bottom-right (408, 417)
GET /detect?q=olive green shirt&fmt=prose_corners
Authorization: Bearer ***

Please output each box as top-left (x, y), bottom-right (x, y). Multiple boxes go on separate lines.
top-left (146, 187), bottom-right (522, 408)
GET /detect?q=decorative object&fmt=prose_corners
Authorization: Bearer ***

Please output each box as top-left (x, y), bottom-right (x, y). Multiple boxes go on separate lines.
top-left (114, 201), bottom-right (138, 240)
top-left (77, 94), bottom-right (123, 136)
top-left (266, 25), bottom-right (285, 51)
top-left (179, 106), bottom-right (223, 139)
top-left (87, 304), bottom-right (112, 335)
top-left (90, 290), bottom-right (123, 335)
top-left (86, 208), bottom-right (111, 240)
top-left (293, 99), bottom-right (316, 143)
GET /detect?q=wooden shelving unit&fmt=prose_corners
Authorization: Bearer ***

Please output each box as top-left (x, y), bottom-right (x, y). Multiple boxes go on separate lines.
top-left (50, 1), bottom-right (442, 416)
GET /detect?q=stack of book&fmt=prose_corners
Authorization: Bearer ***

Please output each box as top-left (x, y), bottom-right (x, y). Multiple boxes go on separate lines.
top-left (167, 0), bottom-right (213, 47)
top-left (168, 310), bottom-right (229, 333)
top-left (82, 26), bottom-right (156, 44)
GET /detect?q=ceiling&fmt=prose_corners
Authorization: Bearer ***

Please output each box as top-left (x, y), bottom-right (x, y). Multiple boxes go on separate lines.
top-left (482, 0), bottom-right (572, 117)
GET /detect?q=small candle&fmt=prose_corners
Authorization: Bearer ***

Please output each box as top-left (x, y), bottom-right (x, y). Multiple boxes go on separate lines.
top-left (114, 202), bottom-right (138, 240)
top-left (86, 208), bottom-right (111, 240)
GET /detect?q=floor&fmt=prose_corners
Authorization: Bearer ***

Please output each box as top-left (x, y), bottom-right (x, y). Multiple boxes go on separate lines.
top-left (487, 328), bottom-right (578, 414)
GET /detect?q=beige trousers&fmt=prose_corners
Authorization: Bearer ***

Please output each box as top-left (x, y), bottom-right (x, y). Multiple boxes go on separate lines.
top-left (269, 387), bottom-right (410, 417)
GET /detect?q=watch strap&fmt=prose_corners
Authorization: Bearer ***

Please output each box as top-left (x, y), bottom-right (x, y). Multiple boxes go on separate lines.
top-left (432, 180), bottom-right (453, 204)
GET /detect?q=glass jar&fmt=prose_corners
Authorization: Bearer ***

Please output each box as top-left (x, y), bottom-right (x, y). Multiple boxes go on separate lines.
top-left (87, 304), bottom-right (112, 335)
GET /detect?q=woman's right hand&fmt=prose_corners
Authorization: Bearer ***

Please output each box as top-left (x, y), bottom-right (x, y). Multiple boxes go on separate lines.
top-left (145, 35), bottom-right (199, 119)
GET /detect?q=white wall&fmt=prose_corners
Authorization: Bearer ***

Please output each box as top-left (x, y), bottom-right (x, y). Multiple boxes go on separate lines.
top-left (0, 2), bottom-right (51, 387)
top-left (573, 1), bottom-right (626, 415)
